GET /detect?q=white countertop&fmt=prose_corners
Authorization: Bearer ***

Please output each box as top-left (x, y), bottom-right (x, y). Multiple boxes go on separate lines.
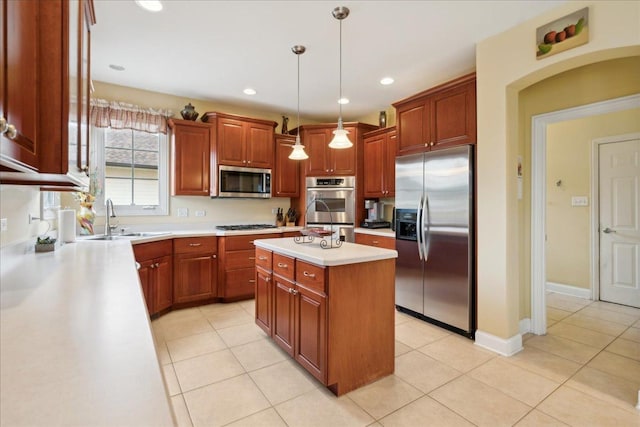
top-left (253, 237), bottom-right (397, 266)
top-left (0, 240), bottom-right (175, 426)
top-left (354, 227), bottom-right (395, 237)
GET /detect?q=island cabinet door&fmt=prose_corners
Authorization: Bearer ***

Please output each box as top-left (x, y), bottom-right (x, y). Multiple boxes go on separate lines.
top-left (273, 276), bottom-right (295, 357)
top-left (255, 266), bottom-right (272, 336)
top-left (294, 284), bottom-right (327, 384)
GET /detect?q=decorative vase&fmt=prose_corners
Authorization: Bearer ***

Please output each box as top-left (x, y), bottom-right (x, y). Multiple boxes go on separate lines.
top-left (180, 103), bottom-right (199, 121)
top-left (77, 202), bottom-right (96, 235)
top-left (379, 111), bottom-right (387, 128)
top-left (281, 116), bottom-right (289, 134)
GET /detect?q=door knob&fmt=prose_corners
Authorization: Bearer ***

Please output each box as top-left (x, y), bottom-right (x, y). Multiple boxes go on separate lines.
top-left (602, 227), bottom-right (616, 234)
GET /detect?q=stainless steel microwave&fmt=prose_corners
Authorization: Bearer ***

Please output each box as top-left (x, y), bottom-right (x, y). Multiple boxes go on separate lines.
top-left (217, 165), bottom-right (271, 198)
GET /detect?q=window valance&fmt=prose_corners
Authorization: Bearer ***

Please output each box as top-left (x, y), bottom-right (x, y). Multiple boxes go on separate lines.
top-left (90, 98), bottom-right (173, 134)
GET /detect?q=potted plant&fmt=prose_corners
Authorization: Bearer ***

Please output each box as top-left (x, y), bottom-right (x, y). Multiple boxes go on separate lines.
top-left (35, 236), bottom-right (57, 253)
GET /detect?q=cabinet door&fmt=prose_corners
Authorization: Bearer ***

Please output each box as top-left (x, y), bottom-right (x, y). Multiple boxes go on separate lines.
top-left (255, 267), bottom-right (272, 336)
top-left (137, 260), bottom-right (155, 314)
top-left (154, 255), bottom-right (173, 313)
top-left (363, 134), bottom-right (385, 197)
top-left (295, 284), bottom-right (327, 383)
top-left (223, 267), bottom-right (255, 299)
top-left (397, 100), bottom-right (430, 156)
top-left (172, 123), bottom-right (211, 196)
top-left (432, 81), bottom-right (476, 149)
top-left (274, 135), bottom-right (299, 197)
top-left (246, 122), bottom-right (274, 168)
top-left (385, 130), bottom-right (397, 196)
top-left (173, 253), bottom-right (216, 303)
top-left (304, 129), bottom-right (330, 176)
top-left (217, 117), bottom-right (245, 166)
top-left (273, 276), bottom-right (295, 356)
top-left (330, 125), bottom-right (357, 175)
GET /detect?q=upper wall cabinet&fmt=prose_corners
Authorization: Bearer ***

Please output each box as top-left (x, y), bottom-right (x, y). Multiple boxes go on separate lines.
top-left (393, 73), bottom-right (476, 156)
top-left (363, 127), bottom-right (396, 198)
top-left (0, 0), bottom-right (95, 188)
top-left (274, 134), bottom-right (299, 197)
top-left (201, 112), bottom-right (277, 170)
top-left (169, 119), bottom-right (214, 196)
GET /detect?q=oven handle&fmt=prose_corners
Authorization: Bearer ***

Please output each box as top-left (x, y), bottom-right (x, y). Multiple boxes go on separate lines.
top-left (416, 195), bottom-right (424, 261)
top-left (306, 187), bottom-right (355, 191)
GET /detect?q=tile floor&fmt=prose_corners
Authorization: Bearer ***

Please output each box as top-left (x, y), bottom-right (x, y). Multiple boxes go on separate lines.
top-left (151, 293), bottom-right (640, 426)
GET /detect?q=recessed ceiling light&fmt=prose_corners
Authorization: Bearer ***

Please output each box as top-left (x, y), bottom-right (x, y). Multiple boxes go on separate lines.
top-left (338, 97), bottom-right (349, 105)
top-left (135, 1), bottom-right (163, 12)
top-left (380, 77), bottom-right (394, 85)
top-left (243, 88), bottom-right (257, 95)
top-left (109, 64), bottom-right (125, 71)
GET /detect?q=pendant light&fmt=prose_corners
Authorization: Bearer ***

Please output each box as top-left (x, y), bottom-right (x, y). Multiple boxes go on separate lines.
top-left (328, 6), bottom-right (353, 149)
top-left (289, 45), bottom-right (309, 160)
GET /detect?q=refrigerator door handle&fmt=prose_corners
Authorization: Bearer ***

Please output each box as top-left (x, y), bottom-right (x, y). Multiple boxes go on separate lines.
top-left (416, 195), bottom-right (424, 261)
top-left (423, 195), bottom-right (431, 262)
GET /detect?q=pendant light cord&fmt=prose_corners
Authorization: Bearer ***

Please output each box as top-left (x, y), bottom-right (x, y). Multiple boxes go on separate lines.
top-left (297, 52), bottom-right (300, 133)
top-left (338, 17), bottom-right (343, 121)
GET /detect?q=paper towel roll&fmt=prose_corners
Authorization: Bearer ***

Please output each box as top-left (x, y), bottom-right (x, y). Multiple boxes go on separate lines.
top-left (58, 209), bottom-right (76, 243)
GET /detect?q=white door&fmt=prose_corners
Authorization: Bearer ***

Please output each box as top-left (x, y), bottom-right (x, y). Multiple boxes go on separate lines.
top-left (599, 138), bottom-right (640, 308)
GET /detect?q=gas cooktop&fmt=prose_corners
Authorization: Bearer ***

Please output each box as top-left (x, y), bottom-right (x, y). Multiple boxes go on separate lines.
top-left (215, 224), bottom-right (278, 231)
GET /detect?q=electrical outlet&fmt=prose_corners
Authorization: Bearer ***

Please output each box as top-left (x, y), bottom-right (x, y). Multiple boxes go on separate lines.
top-left (571, 196), bottom-right (589, 207)
top-left (271, 208), bottom-right (279, 214)
top-left (177, 208), bottom-right (189, 217)
top-left (0, 218), bottom-right (7, 232)
top-left (195, 210), bottom-right (206, 217)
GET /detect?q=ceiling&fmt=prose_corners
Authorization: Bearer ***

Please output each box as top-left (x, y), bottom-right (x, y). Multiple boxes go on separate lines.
top-left (92, 0), bottom-right (566, 122)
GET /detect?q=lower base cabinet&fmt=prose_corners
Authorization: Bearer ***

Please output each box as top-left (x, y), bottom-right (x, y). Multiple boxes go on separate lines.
top-left (173, 236), bottom-right (218, 304)
top-left (133, 240), bottom-right (173, 316)
top-left (219, 234), bottom-right (275, 300)
top-left (355, 233), bottom-right (396, 250)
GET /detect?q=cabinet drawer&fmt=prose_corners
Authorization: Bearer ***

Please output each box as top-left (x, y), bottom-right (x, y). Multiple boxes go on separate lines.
top-left (225, 233), bottom-right (277, 251)
top-left (225, 250), bottom-right (255, 270)
top-left (173, 236), bottom-right (217, 254)
top-left (273, 253), bottom-right (295, 281)
top-left (225, 268), bottom-right (255, 298)
top-left (355, 233), bottom-right (396, 250)
top-left (255, 248), bottom-right (272, 270)
top-left (133, 239), bottom-right (173, 261)
top-left (295, 260), bottom-right (326, 294)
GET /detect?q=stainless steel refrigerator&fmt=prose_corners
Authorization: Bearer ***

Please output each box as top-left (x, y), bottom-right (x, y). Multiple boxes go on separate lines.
top-left (395, 145), bottom-right (475, 338)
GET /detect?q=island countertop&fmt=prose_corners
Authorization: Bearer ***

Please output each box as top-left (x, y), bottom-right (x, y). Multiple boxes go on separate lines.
top-left (253, 237), bottom-right (397, 266)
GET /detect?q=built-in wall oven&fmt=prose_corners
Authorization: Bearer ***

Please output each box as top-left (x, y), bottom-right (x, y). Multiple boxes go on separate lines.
top-left (305, 176), bottom-right (355, 242)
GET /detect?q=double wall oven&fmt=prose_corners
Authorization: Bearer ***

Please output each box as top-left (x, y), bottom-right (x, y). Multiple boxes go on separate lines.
top-left (305, 176), bottom-right (355, 242)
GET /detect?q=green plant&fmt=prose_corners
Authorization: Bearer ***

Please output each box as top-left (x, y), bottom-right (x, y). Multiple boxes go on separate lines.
top-left (36, 236), bottom-right (57, 245)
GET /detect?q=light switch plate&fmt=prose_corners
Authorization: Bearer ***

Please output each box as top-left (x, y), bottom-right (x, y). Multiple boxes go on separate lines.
top-left (0, 218), bottom-right (7, 231)
top-left (195, 210), bottom-right (206, 217)
top-left (177, 208), bottom-right (188, 217)
top-left (571, 196), bottom-right (589, 207)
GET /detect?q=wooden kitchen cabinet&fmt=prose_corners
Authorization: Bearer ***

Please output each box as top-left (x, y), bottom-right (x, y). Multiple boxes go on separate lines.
top-left (301, 126), bottom-right (356, 176)
top-left (0, 0), bottom-right (96, 187)
top-left (273, 134), bottom-right (299, 197)
top-left (355, 233), bottom-right (396, 250)
top-left (201, 112), bottom-right (277, 169)
top-left (133, 240), bottom-right (173, 316)
top-left (169, 119), bottom-right (214, 196)
top-left (393, 73), bottom-right (476, 156)
top-left (255, 264), bottom-right (273, 335)
top-left (173, 236), bottom-right (218, 304)
top-left (363, 127), bottom-right (396, 198)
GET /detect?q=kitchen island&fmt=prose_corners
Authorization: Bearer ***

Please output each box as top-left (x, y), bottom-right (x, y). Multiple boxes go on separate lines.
top-left (253, 237), bottom-right (398, 395)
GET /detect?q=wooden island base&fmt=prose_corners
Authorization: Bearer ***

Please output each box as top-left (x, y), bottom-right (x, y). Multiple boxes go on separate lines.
top-left (253, 238), bottom-right (397, 395)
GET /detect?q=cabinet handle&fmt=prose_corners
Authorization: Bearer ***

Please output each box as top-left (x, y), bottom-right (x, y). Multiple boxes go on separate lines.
top-left (155, 263), bottom-right (160, 268)
top-left (303, 271), bottom-right (315, 278)
top-left (150, 264), bottom-right (155, 269)
top-left (189, 243), bottom-right (202, 247)
top-left (372, 240), bottom-right (379, 244)
top-left (430, 141), bottom-right (434, 147)
top-left (247, 160), bottom-right (251, 164)
top-left (212, 254), bottom-right (217, 259)
top-left (248, 279), bottom-right (255, 283)
top-left (258, 256), bottom-right (268, 260)
top-left (248, 256), bottom-right (256, 260)
top-left (292, 289), bottom-right (299, 296)
top-left (277, 262), bottom-right (288, 268)
top-left (0, 118), bottom-right (17, 140)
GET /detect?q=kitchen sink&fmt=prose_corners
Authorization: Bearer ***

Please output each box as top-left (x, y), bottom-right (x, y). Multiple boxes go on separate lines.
top-left (87, 232), bottom-right (170, 241)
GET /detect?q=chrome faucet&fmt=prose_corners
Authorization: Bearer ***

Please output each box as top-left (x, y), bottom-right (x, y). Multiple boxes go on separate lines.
top-left (105, 198), bottom-right (117, 236)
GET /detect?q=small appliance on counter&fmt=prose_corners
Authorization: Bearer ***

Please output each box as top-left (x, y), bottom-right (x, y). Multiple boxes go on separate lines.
top-left (365, 199), bottom-right (384, 221)
top-left (360, 220), bottom-right (391, 229)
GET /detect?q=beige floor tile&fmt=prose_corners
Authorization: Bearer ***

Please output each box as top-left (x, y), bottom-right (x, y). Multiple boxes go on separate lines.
top-left (537, 385), bottom-right (640, 426)
top-left (547, 322), bottom-right (616, 349)
top-left (156, 340), bottom-right (172, 365)
top-left (525, 334), bottom-right (601, 364)
top-left (418, 335), bottom-right (495, 372)
top-left (166, 331), bottom-right (227, 363)
top-left (547, 307), bottom-right (573, 321)
top-left (562, 313), bottom-right (629, 336)
top-left (577, 306), bottom-right (638, 326)
top-left (587, 350), bottom-right (640, 383)
top-left (231, 339), bottom-right (287, 372)
top-left (589, 301), bottom-right (640, 317)
top-left (468, 358), bottom-right (560, 406)
top-left (395, 320), bottom-right (449, 349)
top-left (547, 319), bottom-right (557, 328)
top-left (504, 346), bottom-right (581, 383)
top-left (249, 359), bottom-right (318, 405)
top-left (170, 394), bottom-right (193, 427)
top-left (275, 387), bottom-right (374, 427)
top-left (238, 299), bottom-right (255, 315)
top-left (205, 308), bottom-right (254, 330)
top-left (173, 349), bottom-right (244, 392)
top-left (621, 326), bottom-right (640, 343)
top-left (429, 375), bottom-right (531, 427)
top-left (566, 366), bottom-right (640, 413)
top-left (225, 408), bottom-right (286, 427)
top-left (634, 318), bottom-right (640, 328)
top-left (158, 307), bottom-right (205, 325)
top-left (216, 322), bottom-right (268, 348)
top-left (162, 363), bottom-right (182, 396)
top-left (183, 374), bottom-right (271, 427)
top-left (394, 310), bottom-right (414, 325)
top-left (198, 302), bottom-right (243, 316)
top-left (546, 293), bottom-right (591, 313)
top-left (606, 337), bottom-right (640, 361)
top-left (379, 395), bottom-right (474, 427)
top-left (394, 351), bottom-right (462, 393)
top-left (394, 340), bottom-right (412, 357)
top-left (514, 409), bottom-right (568, 426)
top-left (347, 375), bottom-right (423, 420)
top-left (522, 333), bottom-right (535, 343)
top-left (161, 317), bottom-right (215, 342)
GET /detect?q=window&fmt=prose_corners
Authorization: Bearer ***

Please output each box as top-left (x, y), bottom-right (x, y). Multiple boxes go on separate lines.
top-left (92, 127), bottom-right (168, 216)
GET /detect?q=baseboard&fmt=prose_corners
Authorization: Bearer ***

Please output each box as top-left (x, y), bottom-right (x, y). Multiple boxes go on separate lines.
top-left (475, 330), bottom-right (523, 356)
top-left (546, 281), bottom-right (592, 299)
top-left (519, 318), bottom-right (531, 335)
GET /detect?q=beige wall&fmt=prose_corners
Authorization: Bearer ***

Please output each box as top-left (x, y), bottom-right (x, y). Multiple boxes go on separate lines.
top-left (545, 108), bottom-right (640, 290)
top-left (476, 0), bottom-right (640, 339)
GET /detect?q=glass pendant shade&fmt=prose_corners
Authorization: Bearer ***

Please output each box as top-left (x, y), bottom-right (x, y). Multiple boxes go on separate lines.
top-left (289, 135), bottom-right (309, 160)
top-left (328, 119), bottom-right (352, 149)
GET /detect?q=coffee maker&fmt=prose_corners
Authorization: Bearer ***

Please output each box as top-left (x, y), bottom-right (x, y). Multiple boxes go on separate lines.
top-left (362, 200), bottom-right (391, 228)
